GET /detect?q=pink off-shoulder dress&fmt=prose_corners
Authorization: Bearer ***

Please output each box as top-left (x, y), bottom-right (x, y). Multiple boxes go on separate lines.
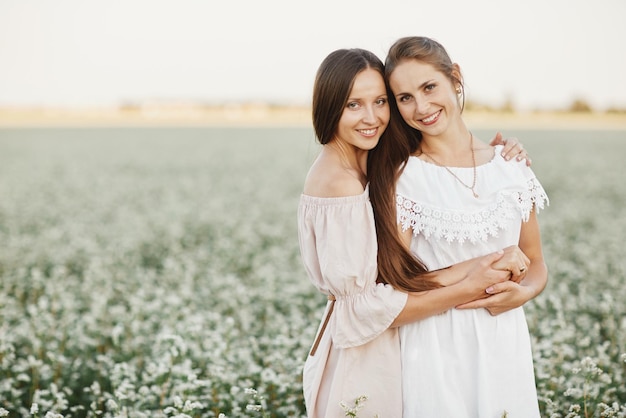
top-left (298, 186), bottom-right (408, 418)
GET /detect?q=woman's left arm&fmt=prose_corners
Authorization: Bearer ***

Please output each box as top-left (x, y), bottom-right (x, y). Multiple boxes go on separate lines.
top-left (456, 209), bottom-right (548, 315)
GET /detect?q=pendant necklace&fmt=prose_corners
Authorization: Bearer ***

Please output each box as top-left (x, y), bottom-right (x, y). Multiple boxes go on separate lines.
top-left (421, 131), bottom-right (479, 198)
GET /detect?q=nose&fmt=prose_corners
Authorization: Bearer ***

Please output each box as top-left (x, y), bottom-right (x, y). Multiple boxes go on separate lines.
top-left (363, 105), bottom-right (378, 124)
top-left (415, 96), bottom-right (429, 115)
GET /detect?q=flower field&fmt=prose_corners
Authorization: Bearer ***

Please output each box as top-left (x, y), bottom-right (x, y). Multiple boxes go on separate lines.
top-left (0, 127), bottom-right (625, 417)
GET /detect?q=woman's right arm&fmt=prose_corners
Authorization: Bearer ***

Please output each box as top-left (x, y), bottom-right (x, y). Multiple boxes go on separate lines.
top-left (396, 223), bottom-right (529, 290)
top-left (391, 250), bottom-right (510, 326)
top-left (390, 224), bottom-right (531, 326)
top-left (423, 245), bottom-right (530, 287)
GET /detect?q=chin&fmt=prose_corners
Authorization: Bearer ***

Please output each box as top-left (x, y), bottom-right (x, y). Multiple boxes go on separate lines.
top-left (364, 138), bottom-right (381, 150)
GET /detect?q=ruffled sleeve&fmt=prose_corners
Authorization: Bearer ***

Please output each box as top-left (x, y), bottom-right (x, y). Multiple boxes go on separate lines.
top-left (516, 167), bottom-right (549, 221)
top-left (298, 188), bottom-right (408, 348)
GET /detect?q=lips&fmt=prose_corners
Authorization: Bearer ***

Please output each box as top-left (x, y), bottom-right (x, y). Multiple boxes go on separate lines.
top-left (420, 110), bottom-right (441, 125)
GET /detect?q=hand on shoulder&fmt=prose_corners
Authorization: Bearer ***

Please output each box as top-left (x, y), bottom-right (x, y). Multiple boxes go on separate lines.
top-left (489, 131), bottom-right (532, 165)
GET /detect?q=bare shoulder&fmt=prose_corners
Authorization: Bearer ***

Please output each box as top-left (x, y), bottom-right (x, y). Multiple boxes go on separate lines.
top-left (472, 136), bottom-right (492, 151)
top-left (472, 136), bottom-right (495, 165)
top-left (303, 155), bottom-right (365, 198)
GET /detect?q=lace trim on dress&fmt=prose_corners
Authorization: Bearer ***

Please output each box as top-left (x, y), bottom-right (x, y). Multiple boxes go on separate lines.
top-left (397, 177), bottom-right (549, 244)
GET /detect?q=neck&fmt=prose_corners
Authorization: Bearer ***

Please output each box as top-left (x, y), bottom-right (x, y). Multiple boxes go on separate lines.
top-left (419, 124), bottom-right (472, 160)
top-left (420, 130), bottom-right (480, 198)
top-left (327, 141), bottom-right (368, 174)
top-left (420, 131), bottom-right (475, 168)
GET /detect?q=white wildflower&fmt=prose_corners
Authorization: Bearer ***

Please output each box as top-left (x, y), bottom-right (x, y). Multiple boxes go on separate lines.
top-left (246, 404), bottom-right (262, 412)
top-left (564, 387), bottom-right (583, 398)
top-left (30, 403), bottom-right (39, 414)
top-left (0, 408), bottom-right (9, 417)
top-left (182, 400), bottom-right (203, 412)
top-left (17, 373), bottom-right (31, 382)
top-left (340, 395), bottom-right (369, 417)
top-left (86, 381), bottom-right (102, 395)
top-left (105, 399), bottom-right (118, 410)
top-left (598, 402), bottom-right (619, 418)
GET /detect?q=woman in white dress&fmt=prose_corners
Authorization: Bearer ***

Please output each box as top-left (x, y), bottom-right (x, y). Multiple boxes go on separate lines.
top-left (299, 47), bottom-right (534, 418)
top-left (369, 36), bottom-right (549, 417)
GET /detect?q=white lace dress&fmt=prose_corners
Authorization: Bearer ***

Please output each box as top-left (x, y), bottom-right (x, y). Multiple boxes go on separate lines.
top-left (396, 145), bottom-right (548, 418)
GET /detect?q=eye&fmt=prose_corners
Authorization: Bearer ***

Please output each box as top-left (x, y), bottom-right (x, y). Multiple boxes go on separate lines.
top-left (375, 98), bottom-right (388, 106)
top-left (398, 94), bottom-right (412, 103)
top-left (347, 101), bottom-right (360, 110)
top-left (425, 83), bottom-right (436, 92)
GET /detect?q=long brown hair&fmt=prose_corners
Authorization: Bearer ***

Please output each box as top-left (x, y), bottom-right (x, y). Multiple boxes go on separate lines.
top-left (368, 109), bottom-right (436, 292)
top-left (368, 36), bottom-right (462, 292)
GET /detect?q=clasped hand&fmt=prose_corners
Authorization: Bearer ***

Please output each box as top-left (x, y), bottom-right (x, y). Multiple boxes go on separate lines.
top-left (457, 245), bottom-right (532, 316)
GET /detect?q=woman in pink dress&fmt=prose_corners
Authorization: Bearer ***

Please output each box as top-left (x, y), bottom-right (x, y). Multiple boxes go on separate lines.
top-left (298, 47), bottom-right (532, 418)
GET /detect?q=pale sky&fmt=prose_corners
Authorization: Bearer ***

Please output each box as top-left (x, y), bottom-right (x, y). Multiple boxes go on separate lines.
top-left (1, 0), bottom-right (625, 111)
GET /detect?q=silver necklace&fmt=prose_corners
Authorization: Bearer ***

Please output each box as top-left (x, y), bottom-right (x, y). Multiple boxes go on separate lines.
top-left (421, 131), bottom-right (479, 198)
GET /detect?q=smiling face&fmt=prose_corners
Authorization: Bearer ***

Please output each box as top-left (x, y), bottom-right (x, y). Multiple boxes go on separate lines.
top-left (388, 59), bottom-right (462, 137)
top-left (333, 68), bottom-right (390, 152)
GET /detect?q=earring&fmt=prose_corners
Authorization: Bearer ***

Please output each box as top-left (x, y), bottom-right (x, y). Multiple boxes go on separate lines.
top-left (456, 87), bottom-right (462, 94)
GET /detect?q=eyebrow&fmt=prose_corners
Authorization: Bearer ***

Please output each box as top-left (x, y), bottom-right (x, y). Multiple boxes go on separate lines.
top-left (347, 94), bottom-right (388, 101)
top-left (394, 79), bottom-right (437, 98)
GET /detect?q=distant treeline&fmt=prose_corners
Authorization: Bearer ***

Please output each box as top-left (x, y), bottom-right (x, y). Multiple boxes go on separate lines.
top-left (465, 98), bottom-right (626, 114)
